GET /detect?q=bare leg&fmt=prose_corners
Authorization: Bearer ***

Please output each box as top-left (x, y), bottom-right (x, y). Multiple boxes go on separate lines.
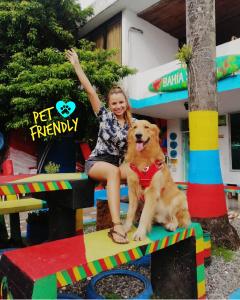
top-left (89, 162), bottom-right (128, 243)
top-left (124, 183), bottom-right (139, 233)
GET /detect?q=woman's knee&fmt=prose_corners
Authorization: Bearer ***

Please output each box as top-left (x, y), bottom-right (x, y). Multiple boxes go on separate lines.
top-left (106, 166), bottom-right (121, 180)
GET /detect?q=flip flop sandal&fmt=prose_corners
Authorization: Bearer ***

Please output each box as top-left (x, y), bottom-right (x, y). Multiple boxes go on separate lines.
top-left (108, 228), bottom-right (129, 244)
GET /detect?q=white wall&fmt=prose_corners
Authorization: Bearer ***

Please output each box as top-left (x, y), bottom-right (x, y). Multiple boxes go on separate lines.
top-left (122, 9), bottom-right (178, 73)
top-left (129, 38), bottom-right (240, 101)
top-left (219, 117), bottom-right (240, 184)
top-left (167, 119), bottom-right (183, 181)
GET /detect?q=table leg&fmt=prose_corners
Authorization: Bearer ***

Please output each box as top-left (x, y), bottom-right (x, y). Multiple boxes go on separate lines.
top-left (9, 213), bottom-right (23, 247)
top-left (151, 237), bottom-right (197, 299)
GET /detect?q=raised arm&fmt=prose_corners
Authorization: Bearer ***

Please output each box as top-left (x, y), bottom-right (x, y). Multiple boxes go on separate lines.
top-left (66, 48), bottom-right (101, 113)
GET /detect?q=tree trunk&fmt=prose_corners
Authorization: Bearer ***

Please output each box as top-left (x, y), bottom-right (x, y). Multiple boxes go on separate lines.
top-left (186, 0), bottom-right (240, 250)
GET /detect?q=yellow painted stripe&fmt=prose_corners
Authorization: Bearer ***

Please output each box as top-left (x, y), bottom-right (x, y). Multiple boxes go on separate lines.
top-left (131, 248), bottom-right (141, 259)
top-left (56, 272), bottom-right (67, 286)
top-left (148, 243), bottom-right (155, 253)
top-left (198, 280), bottom-right (206, 298)
top-left (60, 181), bottom-right (68, 189)
top-left (32, 183), bottom-right (41, 192)
top-left (104, 256), bottom-right (113, 269)
top-left (88, 262), bottom-right (98, 276)
top-left (1, 186), bottom-right (10, 195)
top-left (72, 267), bottom-right (81, 281)
top-left (171, 233), bottom-right (178, 244)
top-left (118, 252), bottom-right (128, 264)
top-left (18, 185), bottom-right (26, 194)
top-left (189, 111), bottom-right (218, 150)
top-left (47, 182), bottom-right (55, 190)
top-left (196, 238), bottom-right (205, 253)
top-left (160, 237), bottom-right (167, 249)
top-left (204, 240), bottom-right (211, 249)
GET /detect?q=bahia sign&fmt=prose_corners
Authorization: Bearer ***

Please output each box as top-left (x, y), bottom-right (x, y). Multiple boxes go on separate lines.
top-left (149, 55), bottom-right (240, 93)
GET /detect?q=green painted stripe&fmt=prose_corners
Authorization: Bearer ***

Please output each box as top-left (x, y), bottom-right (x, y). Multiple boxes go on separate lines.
top-left (110, 255), bottom-right (118, 267)
top-left (93, 260), bottom-right (102, 273)
top-left (62, 270), bottom-right (72, 285)
top-left (23, 184), bottom-right (31, 193)
top-left (50, 181), bottom-right (58, 190)
top-left (135, 247), bottom-right (143, 257)
top-left (186, 228), bottom-right (192, 238)
top-left (196, 264), bottom-right (205, 282)
top-left (78, 266), bottom-right (87, 279)
top-left (64, 181), bottom-right (72, 189)
top-left (37, 182), bottom-right (45, 192)
top-left (7, 184), bottom-right (15, 194)
top-left (156, 240), bottom-right (161, 250)
top-left (193, 223), bottom-right (204, 239)
top-left (124, 251), bottom-right (131, 262)
top-left (145, 244), bottom-right (151, 255)
top-left (168, 235), bottom-right (175, 246)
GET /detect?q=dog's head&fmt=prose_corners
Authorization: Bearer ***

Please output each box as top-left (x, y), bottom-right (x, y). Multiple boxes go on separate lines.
top-left (128, 120), bottom-right (160, 152)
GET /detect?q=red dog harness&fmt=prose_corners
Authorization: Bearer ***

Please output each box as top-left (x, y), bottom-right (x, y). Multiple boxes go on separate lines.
top-left (130, 160), bottom-right (164, 190)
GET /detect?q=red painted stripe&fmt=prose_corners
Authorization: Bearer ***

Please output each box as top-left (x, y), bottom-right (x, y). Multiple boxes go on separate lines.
top-left (187, 183), bottom-right (227, 218)
top-left (28, 183), bottom-right (36, 193)
top-left (175, 232), bottom-right (180, 242)
top-left (12, 184), bottom-right (21, 194)
top-left (183, 230), bottom-right (188, 239)
top-left (5, 235), bottom-right (87, 280)
top-left (83, 263), bottom-right (93, 277)
top-left (42, 182), bottom-right (50, 191)
top-left (0, 187), bottom-right (4, 195)
top-left (98, 258), bottom-right (108, 271)
top-left (67, 267), bottom-right (76, 283)
top-left (114, 254), bottom-right (122, 265)
top-left (153, 241), bottom-right (159, 252)
top-left (196, 251), bottom-right (205, 266)
top-left (204, 249), bottom-right (211, 258)
top-left (164, 237), bottom-right (169, 247)
top-left (128, 249), bottom-right (136, 261)
top-left (56, 181), bottom-right (63, 189)
top-left (199, 294), bottom-right (206, 300)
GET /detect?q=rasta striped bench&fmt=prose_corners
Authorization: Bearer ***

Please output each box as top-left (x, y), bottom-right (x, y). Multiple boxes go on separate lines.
top-left (0, 197), bottom-right (47, 215)
top-left (0, 222), bottom-right (206, 299)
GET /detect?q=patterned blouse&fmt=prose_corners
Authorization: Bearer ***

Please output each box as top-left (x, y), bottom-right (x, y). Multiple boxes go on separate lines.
top-left (89, 106), bottom-right (132, 163)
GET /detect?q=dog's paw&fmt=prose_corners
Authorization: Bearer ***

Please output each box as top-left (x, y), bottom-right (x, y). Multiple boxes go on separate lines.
top-left (133, 228), bottom-right (147, 241)
top-left (165, 222), bottom-right (178, 232)
top-left (123, 222), bottom-right (132, 233)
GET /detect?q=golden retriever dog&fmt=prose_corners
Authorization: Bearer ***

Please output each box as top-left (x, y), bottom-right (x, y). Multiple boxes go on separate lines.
top-left (124, 120), bottom-right (190, 241)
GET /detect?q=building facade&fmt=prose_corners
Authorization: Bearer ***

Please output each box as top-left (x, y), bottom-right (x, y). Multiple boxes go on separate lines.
top-left (79, 0), bottom-right (240, 184)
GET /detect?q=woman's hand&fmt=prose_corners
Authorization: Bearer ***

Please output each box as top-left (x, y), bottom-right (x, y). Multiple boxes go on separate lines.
top-left (66, 48), bottom-right (80, 68)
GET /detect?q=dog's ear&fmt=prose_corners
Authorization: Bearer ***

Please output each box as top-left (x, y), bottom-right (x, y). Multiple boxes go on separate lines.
top-left (150, 124), bottom-right (160, 143)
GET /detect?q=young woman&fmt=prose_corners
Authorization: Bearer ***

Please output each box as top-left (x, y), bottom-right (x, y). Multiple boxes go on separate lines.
top-left (66, 49), bottom-right (133, 244)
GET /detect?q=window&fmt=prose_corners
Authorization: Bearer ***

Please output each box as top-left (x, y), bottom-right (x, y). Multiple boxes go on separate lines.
top-left (230, 113), bottom-right (240, 170)
top-left (86, 14), bottom-right (122, 64)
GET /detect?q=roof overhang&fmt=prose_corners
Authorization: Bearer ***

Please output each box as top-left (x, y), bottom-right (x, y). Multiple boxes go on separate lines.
top-left (138, 0), bottom-right (240, 45)
top-left (79, 0), bottom-right (160, 37)
top-left (130, 75), bottom-right (240, 119)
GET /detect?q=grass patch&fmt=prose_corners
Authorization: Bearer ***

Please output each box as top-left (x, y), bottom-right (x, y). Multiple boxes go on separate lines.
top-left (211, 244), bottom-right (235, 262)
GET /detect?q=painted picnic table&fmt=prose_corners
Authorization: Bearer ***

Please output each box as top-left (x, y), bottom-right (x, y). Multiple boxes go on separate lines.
top-left (0, 173), bottom-right (95, 241)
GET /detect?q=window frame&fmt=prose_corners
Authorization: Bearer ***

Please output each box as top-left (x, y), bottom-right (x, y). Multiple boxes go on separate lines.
top-left (229, 111), bottom-right (240, 171)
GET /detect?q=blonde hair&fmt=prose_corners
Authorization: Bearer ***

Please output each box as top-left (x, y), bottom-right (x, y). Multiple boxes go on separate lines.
top-left (107, 86), bottom-right (133, 127)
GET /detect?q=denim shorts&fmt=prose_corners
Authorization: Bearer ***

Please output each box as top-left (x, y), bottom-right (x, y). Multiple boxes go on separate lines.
top-left (84, 154), bottom-right (120, 175)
